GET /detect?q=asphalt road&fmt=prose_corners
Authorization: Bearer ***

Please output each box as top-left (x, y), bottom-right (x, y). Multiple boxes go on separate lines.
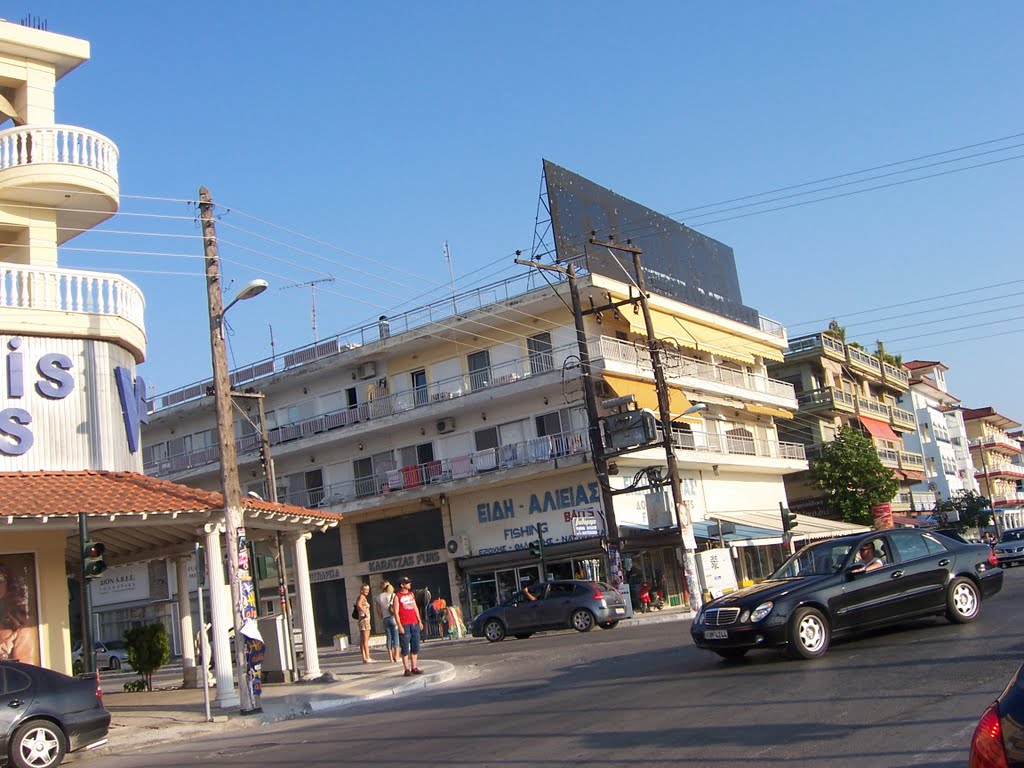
top-left (89, 567), bottom-right (1024, 768)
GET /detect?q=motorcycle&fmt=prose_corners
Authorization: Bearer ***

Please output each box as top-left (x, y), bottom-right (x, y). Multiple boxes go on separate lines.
top-left (638, 583), bottom-right (665, 612)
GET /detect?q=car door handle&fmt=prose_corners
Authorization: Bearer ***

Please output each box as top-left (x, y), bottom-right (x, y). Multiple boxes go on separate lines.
top-left (938, 559), bottom-right (951, 567)
top-left (7, 699), bottom-right (21, 708)
top-left (891, 570), bottom-right (905, 579)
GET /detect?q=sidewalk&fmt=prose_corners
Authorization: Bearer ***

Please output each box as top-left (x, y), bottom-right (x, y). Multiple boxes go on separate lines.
top-left (70, 606), bottom-right (691, 761)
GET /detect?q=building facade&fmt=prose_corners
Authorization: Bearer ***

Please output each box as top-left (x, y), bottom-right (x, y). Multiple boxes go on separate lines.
top-left (767, 330), bottom-right (925, 519)
top-left (961, 407), bottom-right (1024, 532)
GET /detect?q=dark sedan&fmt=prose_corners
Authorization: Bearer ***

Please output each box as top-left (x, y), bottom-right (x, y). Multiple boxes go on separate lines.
top-left (995, 528), bottom-right (1024, 568)
top-left (969, 661), bottom-right (1024, 767)
top-left (471, 580), bottom-right (628, 642)
top-left (0, 661), bottom-right (109, 768)
top-left (691, 529), bottom-right (1003, 661)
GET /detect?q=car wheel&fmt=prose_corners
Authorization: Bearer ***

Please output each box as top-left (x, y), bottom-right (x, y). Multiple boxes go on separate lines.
top-left (109, 656), bottom-right (121, 671)
top-left (713, 648), bottom-right (748, 661)
top-left (946, 577), bottom-right (981, 624)
top-left (483, 619), bottom-right (506, 643)
top-left (513, 633), bottom-right (533, 640)
top-left (571, 609), bottom-right (595, 632)
top-left (10, 719), bottom-right (67, 768)
top-left (599, 621), bottom-right (619, 629)
top-left (788, 607), bottom-right (830, 659)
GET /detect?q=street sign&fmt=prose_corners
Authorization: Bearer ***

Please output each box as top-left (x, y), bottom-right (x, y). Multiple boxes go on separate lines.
top-left (572, 517), bottom-right (600, 537)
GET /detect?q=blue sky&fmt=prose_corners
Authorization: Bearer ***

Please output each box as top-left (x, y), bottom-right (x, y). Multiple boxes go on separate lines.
top-left (25, 2), bottom-right (1024, 417)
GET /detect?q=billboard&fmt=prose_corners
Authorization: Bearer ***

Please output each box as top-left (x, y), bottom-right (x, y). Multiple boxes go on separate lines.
top-left (543, 160), bottom-right (760, 328)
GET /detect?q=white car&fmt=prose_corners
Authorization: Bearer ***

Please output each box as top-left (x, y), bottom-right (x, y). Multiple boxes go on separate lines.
top-left (995, 529), bottom-right (1024, 568)
top-left (73, 640), bottom-right (132, 671)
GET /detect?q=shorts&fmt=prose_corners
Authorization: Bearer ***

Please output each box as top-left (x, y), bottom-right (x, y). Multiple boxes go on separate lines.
top-left (399, 623), bottom-right (421, 657)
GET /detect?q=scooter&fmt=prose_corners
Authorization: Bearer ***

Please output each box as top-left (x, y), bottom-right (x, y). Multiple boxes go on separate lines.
top-left (638, 583), bottom-right (665, 612)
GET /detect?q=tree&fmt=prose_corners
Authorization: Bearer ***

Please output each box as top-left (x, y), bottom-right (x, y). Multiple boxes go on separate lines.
top-left (937, 489), bottom-right (992, 533)
top-left (124, 623), bottom-right (171, 692)
top-left (809, 426), bottom-right (900, 525)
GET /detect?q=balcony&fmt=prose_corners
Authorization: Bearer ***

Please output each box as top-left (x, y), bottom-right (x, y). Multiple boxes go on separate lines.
top-left (308, 429), bottom-right (590, 508)
top-left (899, 451), bottom-right (925, 472)
top-left (890, 406), bottom-right (916, 432)
top-left (975, 464), bottom-right (1024, 480)
top-left (0, 124), bottom-right (119, 240)
top-left (992, 491), bottom-right (1024, 507)
top-left (877, 447), bottom-right (900, 469)
top-left (896, 491), bottom-right (940, 510)
top-left (857, 396), bottom-right (889, 421)
top-left (971, 433), bottom-right (1023, 455)
top-left (0, 264), bottom-right (145, 359)
top-left (797, 387), bottom-right (856, 415)
top-left (671, 429), bottom-right (806, 466)
top-left (785, 332), bottom-right (847, 363)
top-left (882, 360), bottom-right (910, 388)
top-left (596, 336), bottom-right (796, 410)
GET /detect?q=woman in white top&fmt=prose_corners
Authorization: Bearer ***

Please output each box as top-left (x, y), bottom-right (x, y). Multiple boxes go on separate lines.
top-left (375, 581), bottom-right (400, 662)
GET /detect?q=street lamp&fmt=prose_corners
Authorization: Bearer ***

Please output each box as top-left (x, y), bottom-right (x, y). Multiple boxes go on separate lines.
top-left (200, 186), bottom-right (267, 715)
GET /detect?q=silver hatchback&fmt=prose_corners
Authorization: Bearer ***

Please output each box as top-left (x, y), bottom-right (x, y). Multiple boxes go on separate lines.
top-left (471, 580), bottom-right (628, 642)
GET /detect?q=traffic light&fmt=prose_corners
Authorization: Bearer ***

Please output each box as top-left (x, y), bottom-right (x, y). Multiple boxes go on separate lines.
top-left (529, 538), bottom-right (544, 558)
top-left (82, 540), bottom-right (106, 579)
top-left (781, 507), bottom-right (799, 533)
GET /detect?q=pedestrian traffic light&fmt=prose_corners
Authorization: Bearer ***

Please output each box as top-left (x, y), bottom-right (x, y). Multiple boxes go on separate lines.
top-left (82, 540), bottom-right (106, 579)
top-left (529, 538), bottom-right (543, 558)
top-left (781, 508), bottom-right (798, 533)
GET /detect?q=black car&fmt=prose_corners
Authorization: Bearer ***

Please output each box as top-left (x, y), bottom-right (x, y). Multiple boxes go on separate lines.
top-left (471, 580), bottom-right (628, 642)
top-left (969, 661), bottom-right (1024, 767)
top-left (691, 529), bottom-right (1003, 661)
top-left (0, 661), bottom-right (109, 768)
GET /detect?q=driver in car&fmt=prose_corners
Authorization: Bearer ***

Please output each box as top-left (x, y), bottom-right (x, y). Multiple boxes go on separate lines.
top-left (857, 541), bottom-right (884, 572)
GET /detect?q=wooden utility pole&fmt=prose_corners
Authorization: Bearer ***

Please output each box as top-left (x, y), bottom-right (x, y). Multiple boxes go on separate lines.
top-left (199, 186), bottom-right (258, 714)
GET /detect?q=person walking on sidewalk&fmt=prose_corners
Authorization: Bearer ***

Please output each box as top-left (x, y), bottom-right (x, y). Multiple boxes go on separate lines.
top-left (396, 576), bottom-right (424, 677)
top-left (355, 583), bottom-right (373, 663)
top-left (376, 580), bottom-right (400, 663)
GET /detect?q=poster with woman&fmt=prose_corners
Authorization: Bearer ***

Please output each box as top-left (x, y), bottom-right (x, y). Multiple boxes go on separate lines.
top-left (0, 553), bottom-right (40, 666)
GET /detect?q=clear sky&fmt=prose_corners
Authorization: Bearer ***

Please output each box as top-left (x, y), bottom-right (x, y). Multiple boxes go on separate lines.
top-left (22, 2), bottom-right (1024, 418)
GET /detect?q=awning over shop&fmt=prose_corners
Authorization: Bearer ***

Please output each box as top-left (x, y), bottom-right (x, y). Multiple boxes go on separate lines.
top-left (859, 416), bottom-right (900, 442)
top-left (746, 404), bottom-right (795, 420)
top-left (692, 519), bottom-right (782, 548)
top-left (708, 510), bottom-right (870, 547)
top-left (627, 311), bottom-right (783, 365)
top-left (601, 373), bottom-right (701, 423)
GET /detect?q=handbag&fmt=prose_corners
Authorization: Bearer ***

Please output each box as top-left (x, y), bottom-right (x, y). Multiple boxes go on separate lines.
top-left (352, 603), bottom-right (362, 621)
top-left (388, 594), bottom-right (398, 617)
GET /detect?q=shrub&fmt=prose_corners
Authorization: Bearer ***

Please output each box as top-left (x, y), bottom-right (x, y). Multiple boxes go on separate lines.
top-left (124, 623), bottom-right (171, 692)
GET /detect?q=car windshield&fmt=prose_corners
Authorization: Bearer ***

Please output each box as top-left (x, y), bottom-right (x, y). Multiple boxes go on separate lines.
top-left (104, 641), bottom-right (125, 650)
top-left (1000, 530), bottom-right (1024, 543)
top-left (770, 540), bottom-right (857, 578)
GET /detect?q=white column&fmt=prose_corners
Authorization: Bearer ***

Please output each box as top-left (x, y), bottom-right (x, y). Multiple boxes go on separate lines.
top-left (205, 524), bottom-right (238, 708)
top-left (292, 533), bottom-right (321, 679)
top-left (176, 557), bottom-right (197, 688)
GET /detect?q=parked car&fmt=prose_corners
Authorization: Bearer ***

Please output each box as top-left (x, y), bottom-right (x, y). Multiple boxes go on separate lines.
top-left (71, 641), bottom-right (131, 672)
top-left (969, 660), bottom-right (1024, 767)
top-left (471, 580), bottom-right (627, 642)
top-left (995, 529), bottom-right (1024, 568)
top-left (0, 660), bottom-right (109, 768)
top-left (691, 529), bottom-right (1003, 661)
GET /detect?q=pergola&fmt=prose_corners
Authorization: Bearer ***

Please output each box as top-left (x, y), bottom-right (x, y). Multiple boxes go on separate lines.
top-left (0, 470), bottom-right (342, 704)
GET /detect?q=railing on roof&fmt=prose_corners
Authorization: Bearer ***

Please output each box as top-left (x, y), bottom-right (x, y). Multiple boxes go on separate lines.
top-left (148, 258), bottom-right (587, 413)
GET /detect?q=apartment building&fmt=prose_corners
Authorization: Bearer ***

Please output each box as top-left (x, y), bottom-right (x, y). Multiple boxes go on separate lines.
top-left (961, 407), bottom-right (1024, 531)
top-left (897, 361), bottom-right (978, 512)
top-left (143, 267), bottom-right (818, 642)
top-left (768, 330), bottom-right (924, 518)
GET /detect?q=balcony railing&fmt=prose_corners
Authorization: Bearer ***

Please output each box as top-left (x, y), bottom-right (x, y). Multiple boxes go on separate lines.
top-left (897, 491), bottom-right (939, 509)
top-left (877, 448), bottom-right (900, 467)
top-left (882, 361), bottom-right (910, 386)
top-left (671, 429), bottom-right (806, 462)
top-left (858, 396), bottom-right (889, 420)
top-left (148, 257), bottom-right (590, 412)
top-left (971, 433), bottom-right (1022, 453)
top-left (899, 451), bottom-right (925, 471)
top-left (596, 336), bottom-right (795, 403)
top-left (307, 429), bottom-right (590, 508)
top-left (0, 124), bottom-right (119, 179)
top-left (797, 387), bottom-right (856, 412)
top-left (890, 406), bottom-right (916, 430)
top-left (0, 264), bottom-right (145, 331)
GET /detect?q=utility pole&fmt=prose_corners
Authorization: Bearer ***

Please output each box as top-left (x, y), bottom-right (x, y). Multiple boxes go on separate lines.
top-left (281, 277), bottom-right (336, 343)
top-left (590, 238), bottom-right (704, 612)
top-left (199, 187), bottom-right (258, 715)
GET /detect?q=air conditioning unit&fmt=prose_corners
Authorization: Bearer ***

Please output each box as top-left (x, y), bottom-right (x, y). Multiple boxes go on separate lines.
top-left (356, 361), bottom-right (377, 380)
top-left (446, 535), bottom-right (471, 558)
top-left (436, 417), bottom-right (456, 434)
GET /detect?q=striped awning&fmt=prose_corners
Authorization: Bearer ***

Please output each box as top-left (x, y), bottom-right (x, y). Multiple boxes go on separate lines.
top-left (628, 311), bottom-right (784, 365)
top-left (746, 404), bottom-right (795, 420)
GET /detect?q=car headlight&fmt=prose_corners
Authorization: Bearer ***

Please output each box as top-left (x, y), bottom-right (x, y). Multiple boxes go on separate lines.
top-left (750, 602), bottom-right (774, 622)
top-left (694, 608), bottom-right (705, 624)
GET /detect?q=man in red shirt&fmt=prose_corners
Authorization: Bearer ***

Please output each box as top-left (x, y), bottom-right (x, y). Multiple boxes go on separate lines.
top-left (396, 576), bottom-right (424, 676)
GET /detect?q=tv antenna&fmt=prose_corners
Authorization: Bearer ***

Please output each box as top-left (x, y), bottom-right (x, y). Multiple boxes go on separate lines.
top-left (280, 277), bottom-right (336, 342)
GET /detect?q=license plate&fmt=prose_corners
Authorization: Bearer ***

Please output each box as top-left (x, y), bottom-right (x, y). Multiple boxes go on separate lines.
top-left (614, 607), bottom-right (625, 614)
top-left (704, 629), bottom-right (728, 640)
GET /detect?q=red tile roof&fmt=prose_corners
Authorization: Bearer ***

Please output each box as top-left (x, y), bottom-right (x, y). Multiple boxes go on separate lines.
top-left (961, 407), bottom-right (1021, 431)
top-left (904, 360), bottom-right (946, 371)
top-left (0, 471), bottom-right (342, 521)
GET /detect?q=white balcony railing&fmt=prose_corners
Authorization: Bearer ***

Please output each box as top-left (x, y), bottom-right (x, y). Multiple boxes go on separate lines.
top-left (0, 264), bottom-right (144, 331)
top-left (0, 124), bottom-right (119, 179)
top-left (671, 428), bottom-right (806, 462)
top-left (597, 336), bottom-right (796, 403)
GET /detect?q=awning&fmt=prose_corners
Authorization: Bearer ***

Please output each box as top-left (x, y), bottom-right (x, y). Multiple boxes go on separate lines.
top-left (601, 373), bottom-right (701, 423)
top-left (709, 510), bottom-right (870, 546)
top-left (859, 416), bottom-right (900, 442)
top-left (628, 311), bottom-right (784, 365)
top-left (693, 519), bottom-right (782, 548)
top-left (746, 404), bottom-right (795, 420)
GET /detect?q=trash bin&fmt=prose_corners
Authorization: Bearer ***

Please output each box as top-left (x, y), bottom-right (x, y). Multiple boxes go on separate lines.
top-left (257, 614), bottom-right (293, 684)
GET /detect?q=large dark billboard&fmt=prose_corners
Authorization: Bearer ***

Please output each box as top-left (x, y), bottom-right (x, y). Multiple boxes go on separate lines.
top-left (543, 160), bottom-right (760, 328)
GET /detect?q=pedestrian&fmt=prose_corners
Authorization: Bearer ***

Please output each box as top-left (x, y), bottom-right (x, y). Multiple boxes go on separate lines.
top-left (354, 582), bottom-right (373, 663)
top-left (375, 580), bottom-right (400, 663)
top-left (395, 576), bottom-right (424, 677)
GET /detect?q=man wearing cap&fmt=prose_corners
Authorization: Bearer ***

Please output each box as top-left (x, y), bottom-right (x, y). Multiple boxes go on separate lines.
top-left (396, 576), bottom-right (424, 677)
